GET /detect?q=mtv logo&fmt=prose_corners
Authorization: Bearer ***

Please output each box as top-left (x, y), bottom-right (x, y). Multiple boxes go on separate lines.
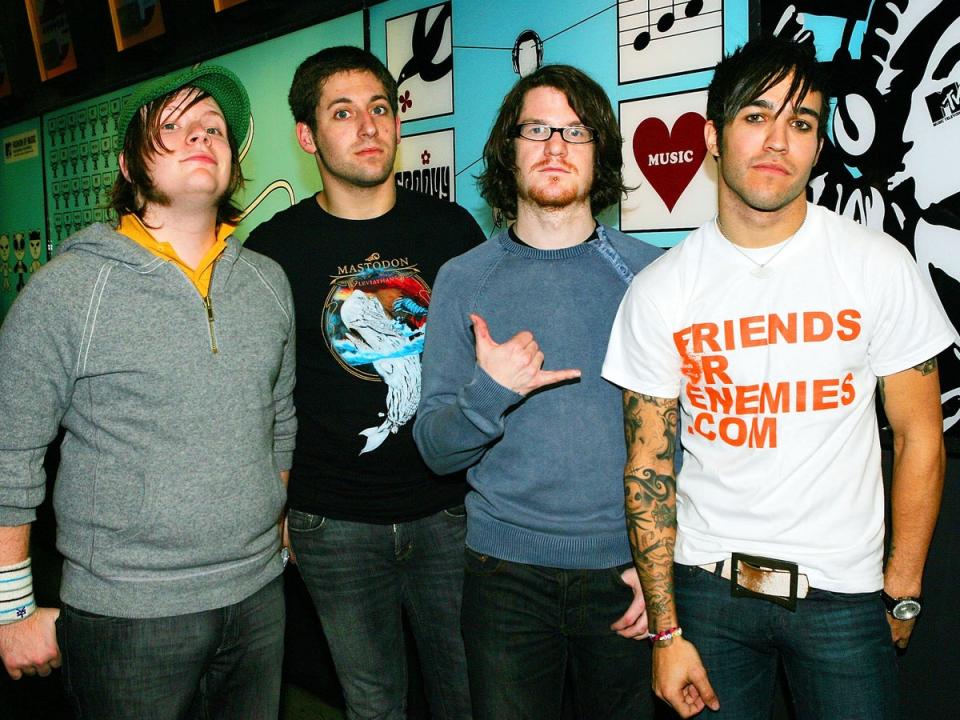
top-left (925, 81), bottom-right (960, 124)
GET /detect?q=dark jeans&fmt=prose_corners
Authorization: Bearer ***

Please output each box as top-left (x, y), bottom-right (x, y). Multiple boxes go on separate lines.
top-left (675, 563), bottom-right (898, 720)
top-left (288, 506), bottom-right (471, 720)
top-left (461, 549), bottom-right (654, 720)
top-left (56, 575), bottom-right (285, 720)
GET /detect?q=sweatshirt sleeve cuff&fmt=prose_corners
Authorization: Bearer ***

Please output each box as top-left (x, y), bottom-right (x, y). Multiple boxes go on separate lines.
top-left (0, 507), bottom-right (38, 527)
top-left (274, 451), bottom-right (294, 472)
top-left (459, 365), bottom-right (523, 431)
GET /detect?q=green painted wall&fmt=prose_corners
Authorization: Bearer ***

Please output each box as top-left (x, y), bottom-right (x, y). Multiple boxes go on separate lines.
top-left (0, 118), bottom-right (44, 320)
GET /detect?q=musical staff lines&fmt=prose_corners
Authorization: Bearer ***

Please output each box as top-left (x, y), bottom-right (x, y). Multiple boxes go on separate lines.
top-left (618, 0), bottom-right (723, 83)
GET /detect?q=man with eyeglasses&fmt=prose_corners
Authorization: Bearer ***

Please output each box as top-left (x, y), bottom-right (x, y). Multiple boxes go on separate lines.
top-left (414, 64), bottom-right (663, 719)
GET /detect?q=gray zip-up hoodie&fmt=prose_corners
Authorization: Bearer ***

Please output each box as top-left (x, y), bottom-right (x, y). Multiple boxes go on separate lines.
top-left (0, 223), bottom-right (296, 617)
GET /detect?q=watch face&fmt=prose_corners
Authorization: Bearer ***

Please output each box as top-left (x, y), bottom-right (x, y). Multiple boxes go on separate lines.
top-left (892, 599), bottom-right (922, 621)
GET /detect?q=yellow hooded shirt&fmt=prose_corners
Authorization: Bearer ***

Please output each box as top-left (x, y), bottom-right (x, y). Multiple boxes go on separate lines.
top-left (117, 214), bottom-right (233, 297)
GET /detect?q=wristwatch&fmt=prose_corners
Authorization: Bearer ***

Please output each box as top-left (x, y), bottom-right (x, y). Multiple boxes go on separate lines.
top-left (881, 590), bottom-right (922, 620)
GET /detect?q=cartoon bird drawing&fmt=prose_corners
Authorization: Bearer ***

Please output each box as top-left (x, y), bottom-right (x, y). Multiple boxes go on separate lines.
top-left (396, 2), bottom-right (453, 87)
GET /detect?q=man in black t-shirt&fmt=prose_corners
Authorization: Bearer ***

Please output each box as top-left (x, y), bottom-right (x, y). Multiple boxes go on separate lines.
top-left (244, 46), bottom-right (482, 719)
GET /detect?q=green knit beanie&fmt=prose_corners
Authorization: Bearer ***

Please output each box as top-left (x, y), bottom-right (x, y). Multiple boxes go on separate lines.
top-left (118, 64), bottom-right (250, 148)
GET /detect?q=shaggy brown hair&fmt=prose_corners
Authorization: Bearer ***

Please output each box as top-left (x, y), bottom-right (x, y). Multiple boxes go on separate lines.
top-left (477, 65), bottom-right (627, 220)
top-left (111, 88), bottom-right (245, 224)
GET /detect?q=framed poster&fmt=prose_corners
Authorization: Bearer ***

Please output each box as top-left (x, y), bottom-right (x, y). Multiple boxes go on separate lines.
top-left (4, 130), bottom-right (39, 164)
top-left (386, 1), bottom-right (454, 122)
top-left (24, 0), bottom-right (78, 81)
top-left (617, 0), bottom-right (724, 83)
top-left (212, 0), bottom-right (248, 11)
top-left (620, 89), bottom-right (717, 232)
top-left (394, 128), bottom-right (456, 202)
top-left (107, 0), bottom-right (166, 52)
top-left (0, 45), bottom-right (11, 98)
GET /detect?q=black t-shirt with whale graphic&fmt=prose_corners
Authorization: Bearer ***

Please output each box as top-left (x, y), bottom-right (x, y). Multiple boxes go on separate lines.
top-left (245, 187), bottom-right (484, 522)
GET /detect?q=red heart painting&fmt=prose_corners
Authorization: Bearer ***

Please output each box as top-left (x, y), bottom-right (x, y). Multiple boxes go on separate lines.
top-left (633, 112), bottom-right (707, 212)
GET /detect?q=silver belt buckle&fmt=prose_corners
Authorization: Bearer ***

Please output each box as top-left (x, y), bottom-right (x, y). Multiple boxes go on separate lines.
top-left (730, 552), bottom-right (800, 612)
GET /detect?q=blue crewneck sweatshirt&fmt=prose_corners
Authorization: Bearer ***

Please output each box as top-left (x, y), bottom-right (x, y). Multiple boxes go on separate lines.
top-left (414, 225), bottom-right (662, 569)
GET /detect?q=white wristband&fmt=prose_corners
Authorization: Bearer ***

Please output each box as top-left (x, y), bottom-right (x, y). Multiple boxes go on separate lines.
top-left (0, 558), bottom-right (37, 625)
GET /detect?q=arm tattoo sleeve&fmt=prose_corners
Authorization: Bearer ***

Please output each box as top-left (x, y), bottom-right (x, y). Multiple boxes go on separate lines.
top-left (622, 391), bottom-right (679, 626)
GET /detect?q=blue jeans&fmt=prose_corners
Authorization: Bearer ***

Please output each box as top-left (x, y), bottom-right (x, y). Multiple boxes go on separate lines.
top-left (461, 550), bottom-right (654, 720)
top-left (56, 575), bottom-right (284, 720)
top-left (674, 563), bottom-right (898, 720)
top-left (288, 506), bottom-right (471, 720)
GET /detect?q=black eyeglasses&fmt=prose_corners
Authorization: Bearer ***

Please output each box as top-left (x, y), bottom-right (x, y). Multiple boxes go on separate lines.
top-left (513, 123), bottom-right (596, 144)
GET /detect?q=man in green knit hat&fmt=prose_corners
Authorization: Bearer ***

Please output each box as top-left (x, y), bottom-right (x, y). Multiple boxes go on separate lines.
top-left (0, 64), bottom-right (296, 720)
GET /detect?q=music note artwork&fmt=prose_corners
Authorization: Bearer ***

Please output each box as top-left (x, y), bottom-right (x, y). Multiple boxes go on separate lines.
top-left (618, 0), bottom-right (723, 83)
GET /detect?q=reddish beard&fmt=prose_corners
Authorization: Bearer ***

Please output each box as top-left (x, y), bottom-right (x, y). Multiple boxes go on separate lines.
top-left (520, 173), bottom-right (589, 209)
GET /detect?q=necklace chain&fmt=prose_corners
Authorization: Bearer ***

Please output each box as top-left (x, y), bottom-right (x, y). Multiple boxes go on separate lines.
top-left (715, 219), bottom-right (798, 276)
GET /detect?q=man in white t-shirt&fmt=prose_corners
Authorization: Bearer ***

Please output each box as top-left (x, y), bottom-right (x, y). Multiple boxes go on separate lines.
top-left (603, 35), bottom-right (955, 720)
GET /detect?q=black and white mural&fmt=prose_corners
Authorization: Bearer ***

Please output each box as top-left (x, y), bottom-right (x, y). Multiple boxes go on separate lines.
top-left (763, 0), bottom-right (960, 438)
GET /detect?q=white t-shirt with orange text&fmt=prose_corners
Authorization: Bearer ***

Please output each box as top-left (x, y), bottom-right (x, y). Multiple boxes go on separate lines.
top-left (603, 203), bottom-right (955, 592)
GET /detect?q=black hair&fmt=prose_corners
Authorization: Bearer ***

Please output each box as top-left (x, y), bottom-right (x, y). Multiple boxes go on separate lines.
top-left (288, 45), bottom-right (398, 134)
top-left (707, 35), bottom-right (832, 144)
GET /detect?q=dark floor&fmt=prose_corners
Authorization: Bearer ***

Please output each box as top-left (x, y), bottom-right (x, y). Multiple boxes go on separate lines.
top-left (1, 676), bottom-right (343, 720)
top-left (281, 684), bottom-right (344, 720)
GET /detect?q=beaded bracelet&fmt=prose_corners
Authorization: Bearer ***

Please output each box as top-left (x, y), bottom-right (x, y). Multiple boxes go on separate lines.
top-left (0, 558), bottom-right (36, 625)
top-left (650, 626), bottom-right (683, 644)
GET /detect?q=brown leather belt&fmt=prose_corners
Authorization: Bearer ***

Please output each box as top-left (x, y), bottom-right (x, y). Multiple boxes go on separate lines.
top-left (700, 553), bottom-right (810, 611)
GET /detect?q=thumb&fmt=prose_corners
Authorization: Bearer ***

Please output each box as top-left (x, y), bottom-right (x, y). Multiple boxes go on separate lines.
top-left (470, 313), bottom-right (496, 350)
top-left (695, 674), bottom-right (720, 711)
